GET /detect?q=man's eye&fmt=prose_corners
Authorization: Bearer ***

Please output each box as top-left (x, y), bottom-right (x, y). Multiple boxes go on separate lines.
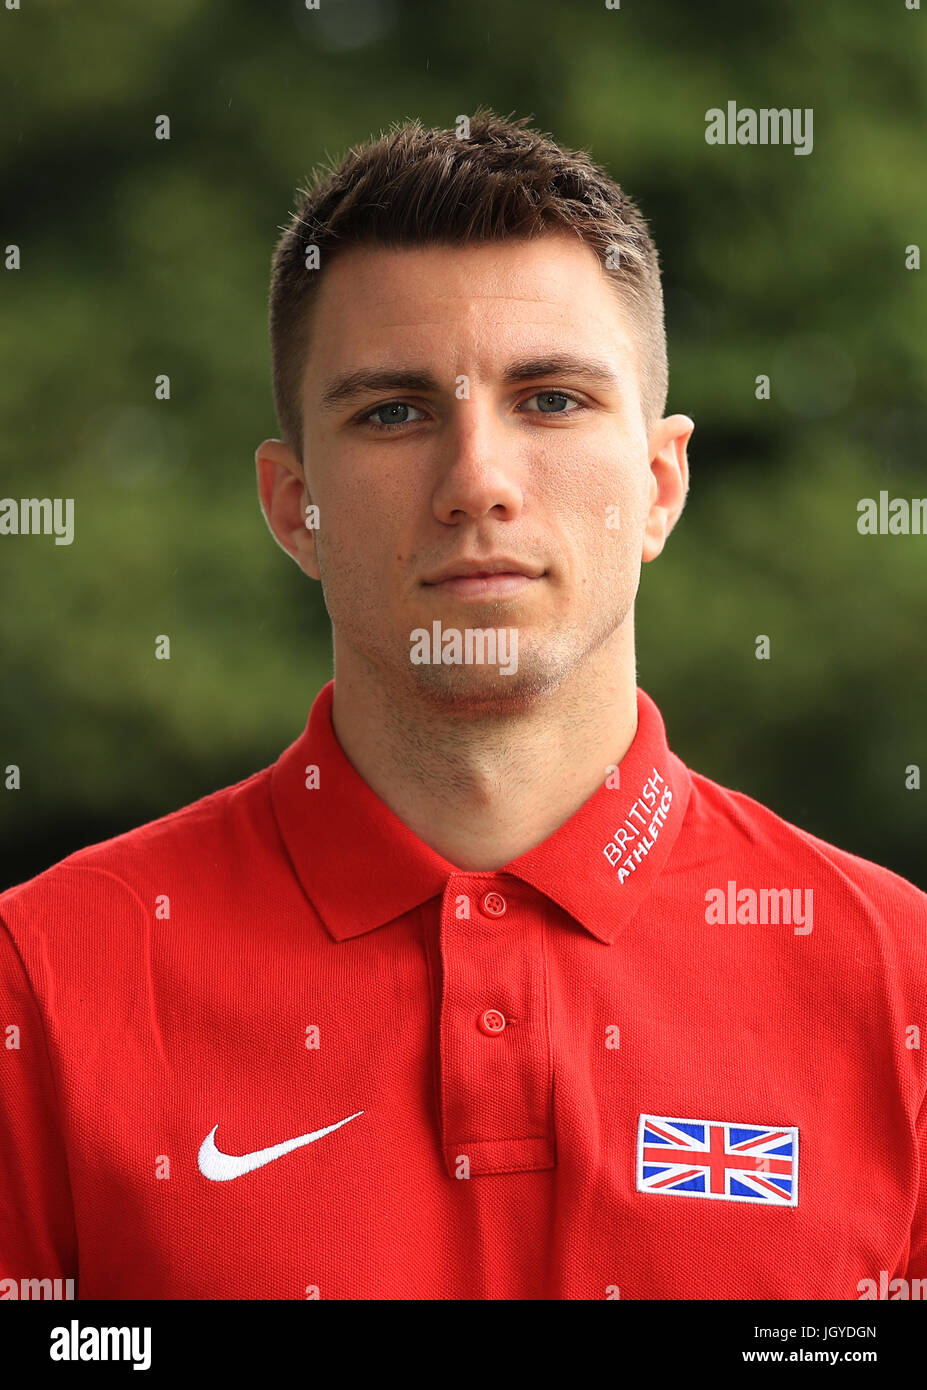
top-left (361, 401), bottom-right (428, 431)
top-left (520, 391), bottom-right (584, 415)
top-left (358, 390), bottom-right (585, 431)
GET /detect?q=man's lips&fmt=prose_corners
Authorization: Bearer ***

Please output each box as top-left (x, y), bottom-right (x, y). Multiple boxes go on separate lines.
top-left (425, 572), bottom-right (543, 598)
top-left (420, 559), bottom-right (548, 599)
top-left (422, 558), bottom-right (546, 582)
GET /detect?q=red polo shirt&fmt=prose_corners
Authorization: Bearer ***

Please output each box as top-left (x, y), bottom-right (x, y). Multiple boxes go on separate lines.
top-left (1, 681), bottom-right (925, 1300)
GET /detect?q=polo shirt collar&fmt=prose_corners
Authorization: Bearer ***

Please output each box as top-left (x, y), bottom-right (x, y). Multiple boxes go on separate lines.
top-left (270, 680), bottom-right (691, 946)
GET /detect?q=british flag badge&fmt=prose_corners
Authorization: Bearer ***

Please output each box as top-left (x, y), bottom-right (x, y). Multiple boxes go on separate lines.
top-left (637, 1114), bottom-right (799, 1205)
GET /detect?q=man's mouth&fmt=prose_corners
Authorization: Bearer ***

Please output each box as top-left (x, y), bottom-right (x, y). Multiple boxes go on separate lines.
top-left (420, 558), bottom-right (548, 600)
top-left (425, 571), bottom-right (544, 598)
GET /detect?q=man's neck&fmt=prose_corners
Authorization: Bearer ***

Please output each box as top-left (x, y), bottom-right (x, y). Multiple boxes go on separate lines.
top-left (328, 636), bottom-right (640, 871)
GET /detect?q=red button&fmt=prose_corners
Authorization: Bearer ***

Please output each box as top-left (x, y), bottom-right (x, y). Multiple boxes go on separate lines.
top-left (480, 891), bottom-right (507, 917)
top-left (478, 1009), bottom-right (506, 1035)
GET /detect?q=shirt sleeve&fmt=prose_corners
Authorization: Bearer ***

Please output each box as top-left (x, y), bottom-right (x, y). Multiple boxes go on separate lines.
top-left (0, 913), bottom-right (78, 1288)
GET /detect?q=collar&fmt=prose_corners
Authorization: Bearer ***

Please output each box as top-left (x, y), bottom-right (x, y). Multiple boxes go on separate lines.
top-left (270, 680), bottom-right (691, 945)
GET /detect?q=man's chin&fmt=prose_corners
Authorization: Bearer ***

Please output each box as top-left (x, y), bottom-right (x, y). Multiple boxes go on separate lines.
top-left (403, 658), bottom-right (561, 715)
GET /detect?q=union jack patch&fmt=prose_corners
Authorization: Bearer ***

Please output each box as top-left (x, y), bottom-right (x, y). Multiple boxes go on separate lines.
top-left (637, 1114), bottom-right (799, 1205)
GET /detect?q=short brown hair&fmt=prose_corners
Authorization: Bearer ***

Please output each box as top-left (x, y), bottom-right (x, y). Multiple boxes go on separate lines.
top-left (268, 107), bottom-right (668, 461)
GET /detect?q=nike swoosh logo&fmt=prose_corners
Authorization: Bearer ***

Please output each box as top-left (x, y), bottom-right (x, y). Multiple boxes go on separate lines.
top-left (198, 1111), bottom-right (364, 1181)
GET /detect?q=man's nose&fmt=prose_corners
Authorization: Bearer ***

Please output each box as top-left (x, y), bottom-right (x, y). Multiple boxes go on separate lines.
top-left (430, 404), bottom-right (525, 523)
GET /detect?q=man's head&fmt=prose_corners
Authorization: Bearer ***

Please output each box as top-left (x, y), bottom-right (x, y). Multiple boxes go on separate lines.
top-left (256, 109), bottom-right (692, 711)
top-left (268, 109), bottom-right (670, 463)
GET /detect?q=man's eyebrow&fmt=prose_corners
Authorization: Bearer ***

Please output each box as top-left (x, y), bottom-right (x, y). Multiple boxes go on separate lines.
top-left (317, 354), bottom-right (622, 414)
top-left (501, 355), bottom-right (622, 391)
top-left (318, 368), bottom-right (439, 413)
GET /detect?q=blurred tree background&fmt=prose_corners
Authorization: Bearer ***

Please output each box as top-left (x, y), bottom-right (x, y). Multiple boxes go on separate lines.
top-left (1, 0), bottom-right (924, 890)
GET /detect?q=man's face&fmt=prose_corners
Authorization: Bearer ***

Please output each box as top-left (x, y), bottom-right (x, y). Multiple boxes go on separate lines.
top-left (257, 232), bottom-right (690, 711)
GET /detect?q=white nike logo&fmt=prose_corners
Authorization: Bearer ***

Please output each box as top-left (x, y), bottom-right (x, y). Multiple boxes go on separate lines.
top-left (197, 1111), bottom-right (364, 1181)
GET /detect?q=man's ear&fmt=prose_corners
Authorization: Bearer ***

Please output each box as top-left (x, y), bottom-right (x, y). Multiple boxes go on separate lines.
top-left (254, 438), bottom-right (321, 580)
top-left (641, 414), bottom-right (694, 564)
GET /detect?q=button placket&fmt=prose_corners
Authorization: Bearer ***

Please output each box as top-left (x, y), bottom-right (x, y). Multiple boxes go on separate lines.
top-left (437, 875), bottom-right (555, 1176)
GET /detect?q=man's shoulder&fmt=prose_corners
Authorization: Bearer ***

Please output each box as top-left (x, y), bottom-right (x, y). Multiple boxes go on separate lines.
top-left (686, 764), bottom-right (927, 921)
top-left (0, 761), bottom-right (276, 929)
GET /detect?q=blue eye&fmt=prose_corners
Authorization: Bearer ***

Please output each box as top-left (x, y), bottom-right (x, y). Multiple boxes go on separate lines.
top-left (358, 390), bottom-right (585, 432)
top-left (521, 391), bottom-right (582, 414)
top-left (362, 401), bottom-right (429, 431)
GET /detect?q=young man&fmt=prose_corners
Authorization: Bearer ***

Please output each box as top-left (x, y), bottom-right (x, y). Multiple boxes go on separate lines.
top-left (2, 110), bottom-right (924, 1302)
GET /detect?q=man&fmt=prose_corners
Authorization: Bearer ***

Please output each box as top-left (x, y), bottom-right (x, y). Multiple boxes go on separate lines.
top-left (2, 109), bottom-right (925, 1302)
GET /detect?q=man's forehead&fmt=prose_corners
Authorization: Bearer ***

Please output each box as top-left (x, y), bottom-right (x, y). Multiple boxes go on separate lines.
top-left (305, 234), bottom-right (637, 371)
top-left (314, 234), bottom-right (619, 318)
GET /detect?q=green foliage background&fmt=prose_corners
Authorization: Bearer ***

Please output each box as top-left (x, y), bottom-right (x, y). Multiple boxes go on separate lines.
top-left (1, 0), bottom-right (925, 888)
